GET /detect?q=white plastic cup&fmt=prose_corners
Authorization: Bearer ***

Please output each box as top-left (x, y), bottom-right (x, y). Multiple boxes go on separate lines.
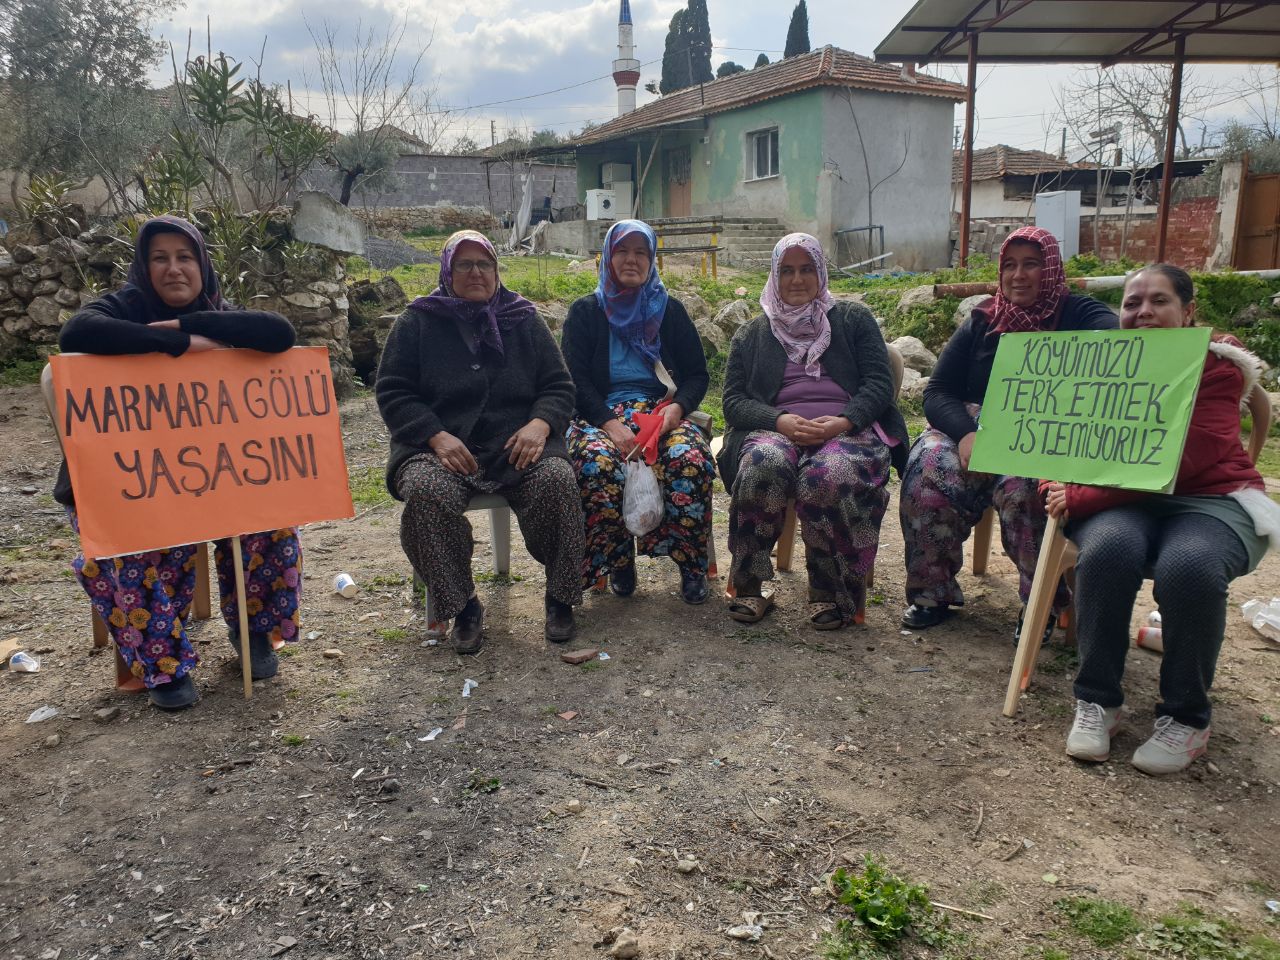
top-left (333, 573), bottom-right (358, 599)
top-left (1147, 610), bottom-right (1162, 627)
top-left (1135, 626), bottom-right (1164, 652)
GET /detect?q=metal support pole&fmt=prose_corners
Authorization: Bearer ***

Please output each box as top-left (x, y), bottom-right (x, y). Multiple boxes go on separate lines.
top-left (959, 34), bottom-right (978, 269)
top-left (1156, 36), bottom-right (1185, 262)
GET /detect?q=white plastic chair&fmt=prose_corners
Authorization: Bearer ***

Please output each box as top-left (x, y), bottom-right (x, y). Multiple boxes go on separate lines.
top-left (414, 494), bottom-right (513, 635)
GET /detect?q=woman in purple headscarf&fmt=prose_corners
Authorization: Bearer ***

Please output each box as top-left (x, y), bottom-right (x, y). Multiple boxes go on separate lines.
top-left (56, 215), bottom-right (300, 710)
top-left (376, 230), bottom-right (584, 655)
top-left (718, 233), bottom-right (908, 629)
top-left (561, 219), bottom-right (715, 606)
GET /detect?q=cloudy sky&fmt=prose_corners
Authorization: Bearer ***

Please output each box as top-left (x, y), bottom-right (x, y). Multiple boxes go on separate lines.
top-left (153, 0), bottom-right (1271, 156)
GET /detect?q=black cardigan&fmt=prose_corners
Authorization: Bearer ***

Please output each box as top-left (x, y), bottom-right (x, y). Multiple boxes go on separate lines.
top-left (717, 301), bottom-right (910, 487)
top-left (560, 294), bottom-right (708, 425)
top-left (53, 294), bottom-right (296, 506)
top-left (924, 293), bottom-right (1118, 442)
top-left (376, 304), bottom-right (575, 495)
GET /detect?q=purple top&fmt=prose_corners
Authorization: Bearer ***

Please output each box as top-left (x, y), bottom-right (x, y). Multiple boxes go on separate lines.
top-left (774, 360), bottom-right (851, 421)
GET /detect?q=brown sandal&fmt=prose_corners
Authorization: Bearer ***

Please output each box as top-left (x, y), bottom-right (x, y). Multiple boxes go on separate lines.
top-left (808, 601), bottom-right (846, 631)
top-left (727, 591), bottom-right (775, 624)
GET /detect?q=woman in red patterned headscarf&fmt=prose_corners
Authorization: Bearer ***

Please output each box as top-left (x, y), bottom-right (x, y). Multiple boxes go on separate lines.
top-left (897, 227), bottom-right (1116, 637)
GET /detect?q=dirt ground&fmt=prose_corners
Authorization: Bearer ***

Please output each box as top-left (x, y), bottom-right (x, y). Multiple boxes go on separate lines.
top-left (0, 383), bottom-right (1277, 960)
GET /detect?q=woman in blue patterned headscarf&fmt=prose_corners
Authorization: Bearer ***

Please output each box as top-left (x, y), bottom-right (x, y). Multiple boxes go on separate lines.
top-left (561, 219), bottom-right (717, 606)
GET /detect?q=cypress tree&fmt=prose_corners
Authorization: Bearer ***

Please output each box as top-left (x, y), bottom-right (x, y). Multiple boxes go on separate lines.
top-left (754, 53), bottom-right (770, 68)
top-left (659, 9), bottom-right (688, 94)
top-left (716, 61), bottom-right (745, 78)
top-left (685, 0), bottom-right (714, 85)
top-left (784, 0), bottom-right (810, 58)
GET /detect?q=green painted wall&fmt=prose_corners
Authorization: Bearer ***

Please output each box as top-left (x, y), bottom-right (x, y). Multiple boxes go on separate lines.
top-left (574, 143), bottom-right (664, 218)
top-left (698, 90), bottom-right (825, 219)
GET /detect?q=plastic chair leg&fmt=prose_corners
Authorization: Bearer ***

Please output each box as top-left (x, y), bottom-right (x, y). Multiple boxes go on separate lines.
top-left (413, 571), bottom-right (447, 636)
top-left (490, 508), bottom-right (512, 576)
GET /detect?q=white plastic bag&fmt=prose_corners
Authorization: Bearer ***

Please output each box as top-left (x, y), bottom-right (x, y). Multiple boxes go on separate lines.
top-left (623, 459), bottom-right (663, 536)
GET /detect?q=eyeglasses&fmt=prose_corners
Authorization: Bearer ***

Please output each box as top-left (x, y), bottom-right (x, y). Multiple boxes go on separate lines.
top-left (454, 259), bottom-right (496, 275)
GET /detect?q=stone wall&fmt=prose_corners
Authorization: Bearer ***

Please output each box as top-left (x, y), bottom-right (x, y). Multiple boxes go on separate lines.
top-left (354, 205), bottom-right (500, 236)
top-left (0, 214), bottom-right (359, 397)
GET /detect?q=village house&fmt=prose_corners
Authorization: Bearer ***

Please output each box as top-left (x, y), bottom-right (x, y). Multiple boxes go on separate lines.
top-left (559, 36), bottom-right (966, 269)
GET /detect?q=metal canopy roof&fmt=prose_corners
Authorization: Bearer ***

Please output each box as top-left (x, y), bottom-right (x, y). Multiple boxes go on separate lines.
top-left (875, 0), bottom-right (1280, 65)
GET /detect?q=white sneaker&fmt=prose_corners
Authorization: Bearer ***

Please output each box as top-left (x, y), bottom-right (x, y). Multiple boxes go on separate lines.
top-left (1066, 700), bottom-right (1123, 762)
top-left (1132, 716), bottom-right (1210, 775)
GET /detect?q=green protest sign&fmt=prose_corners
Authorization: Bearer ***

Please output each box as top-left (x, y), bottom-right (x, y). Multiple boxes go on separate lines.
top-left (968, 327), bottom-right (1211, 492)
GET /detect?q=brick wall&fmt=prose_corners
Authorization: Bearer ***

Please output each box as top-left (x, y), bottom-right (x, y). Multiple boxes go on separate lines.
top-left (954, 196), bottom-right (1219, 269)
top-left (1083, 196), bottom-right (1217, 269)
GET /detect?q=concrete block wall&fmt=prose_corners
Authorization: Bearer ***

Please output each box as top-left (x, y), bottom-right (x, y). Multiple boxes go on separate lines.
top-left (301, 155), bottom-right (578, 218)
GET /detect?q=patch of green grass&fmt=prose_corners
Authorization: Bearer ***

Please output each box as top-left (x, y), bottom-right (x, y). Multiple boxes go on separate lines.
top-left (579, 659), bottom-right (603, 672)
top-left (1057, 897), bottom-right (1140, 948)
top-left (473, 571), bottom-right (524, 584)
top-left (822, 856), bottom-right (961, 959)
top-left (349, 465), bottom-right (392, 507)
top-left (277, 646), bottom-right (296, 658)
top-left (1141, 906), bottom-right (1280, 960)
top-left (336, 689), bottom-right (356, 700)
top-left (1261, 714), bottom-right (1275, 725)
top-left (378, 628), bottom-right (409, 642)
top-left (464, 772), bottom-right (501, 796)
top-left (1040, 949), bottom-right (1070, 960)
top-left (280, 733), bottom-right (305, 746)
top-left (1039, 646), bottom-right (1081, 677)
top-left (540, 704), bottom-right (560, 716)
top-left (368, 573), bottom-right (408, 588)
top-left (0, 356), bottom-right (49, 387)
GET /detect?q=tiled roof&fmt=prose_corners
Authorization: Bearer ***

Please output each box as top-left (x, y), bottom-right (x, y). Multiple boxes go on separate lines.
top-left (571, 45), bottom-right (966, 147)
top-left (954, 144), bottom-right (1095, 182)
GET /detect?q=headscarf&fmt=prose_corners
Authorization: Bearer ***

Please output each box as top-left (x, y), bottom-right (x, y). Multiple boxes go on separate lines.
top-left (760, 233), bottom-right (835, 378)
top-left (124, 215), bottom-right (227, 319)
top-left (410, 230), bottom-right (536, 357)
top-left (596, 219), bottom-right (668, 365)
top-left (984, 226), bottom-right (1070, 335)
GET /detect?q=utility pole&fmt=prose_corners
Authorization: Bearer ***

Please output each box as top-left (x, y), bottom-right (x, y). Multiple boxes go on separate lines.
top-left (490, 120), bottom-right (497, 147)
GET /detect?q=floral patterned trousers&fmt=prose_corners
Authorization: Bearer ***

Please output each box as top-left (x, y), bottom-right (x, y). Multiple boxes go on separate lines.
top-left (728, 429), bottom-right (891, 620)
top-left (69, 509), bottom-right (302, 688)
top-left (899, 427), bottom-right (1069, 610)
top-left (567, 399), bottom-right (716, 587)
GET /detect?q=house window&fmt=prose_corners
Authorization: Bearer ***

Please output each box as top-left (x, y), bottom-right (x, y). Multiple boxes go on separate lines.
top-left (749, 128), bottom-right (779, 180)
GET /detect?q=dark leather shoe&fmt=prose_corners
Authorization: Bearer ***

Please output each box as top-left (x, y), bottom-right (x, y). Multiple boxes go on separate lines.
top-left (1015, 608), bottom-right (1057, 648)
top-left (901, 603), bottom-right (954, 629)
top-left (545, 597), bottom-right (576, 643)
top-left (680, 570), bottom-right (708, 605)
top-left (451, 596), bottom-right (485, 655)
top-left (149, 674), bottom-right (199, 710)
top-left (609, 564), bottom-right (637, 597)
top-left (226, 629), bottom-right (280, 680)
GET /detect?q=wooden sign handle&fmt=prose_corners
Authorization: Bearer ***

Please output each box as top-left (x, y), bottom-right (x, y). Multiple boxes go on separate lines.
top-left (231, 538), bottom-right (253, 699)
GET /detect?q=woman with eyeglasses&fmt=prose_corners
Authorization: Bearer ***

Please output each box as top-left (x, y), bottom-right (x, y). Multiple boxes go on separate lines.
top-left (562, 219), bottom-right (715, 606)
top-left (376, 230), bottom-right (585, 654)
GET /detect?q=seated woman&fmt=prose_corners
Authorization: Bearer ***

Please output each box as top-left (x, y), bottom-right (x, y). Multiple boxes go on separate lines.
top-left (562, 219), bottom-right (715, 605)
top-left (899, 226), bottom-right (1116, 634)
top-left (56, 215), bottom-right (300, 710)
top-left (718, 233), bottom-right (908, 628)
top-left (376, 230), bottom-right (584, 654)
top-left (1045, 264), bottom-right (1279, 775)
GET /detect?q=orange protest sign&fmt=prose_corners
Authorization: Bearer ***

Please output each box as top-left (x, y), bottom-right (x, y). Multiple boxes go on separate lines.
top-left (52, 346), bottom-right (354, 558)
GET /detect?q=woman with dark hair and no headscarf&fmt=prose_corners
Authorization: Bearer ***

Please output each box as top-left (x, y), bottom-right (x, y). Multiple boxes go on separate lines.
top-left (718, 233), bottom-right (908, 628)
top-left (56, 215), bottom-right (300, 710)
top-left (898, 226), bottom-right (1116, 635)
top-left (561, 219), bottom-right (715, 605)
top-left (376, 230), bottom-right (584, 654)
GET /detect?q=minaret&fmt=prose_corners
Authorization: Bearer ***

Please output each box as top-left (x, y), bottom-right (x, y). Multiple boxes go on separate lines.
top-left (612, 0), bottom-right (640, 115)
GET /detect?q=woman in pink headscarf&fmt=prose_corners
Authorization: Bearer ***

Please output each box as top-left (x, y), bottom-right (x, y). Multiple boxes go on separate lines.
top-left (898, 226), bottom-right (1116, 635)
top-left (719, 233), bottom-right (908, 628)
